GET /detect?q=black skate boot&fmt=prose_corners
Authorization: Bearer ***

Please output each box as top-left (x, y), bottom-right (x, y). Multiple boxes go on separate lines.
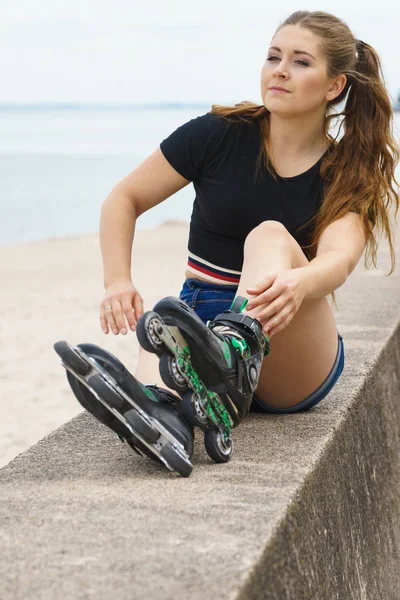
top-left (135, 295), bottom-right (269, 464)
top-left (53, 341), bottom-right (194, 477)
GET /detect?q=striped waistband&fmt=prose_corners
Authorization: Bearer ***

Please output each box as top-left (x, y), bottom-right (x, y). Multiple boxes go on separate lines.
top-left (187, 252), bottom-right (241, 285)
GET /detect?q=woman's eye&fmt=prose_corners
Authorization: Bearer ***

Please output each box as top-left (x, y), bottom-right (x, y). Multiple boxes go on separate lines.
top-left (266, 56), bottom-right (309, 66)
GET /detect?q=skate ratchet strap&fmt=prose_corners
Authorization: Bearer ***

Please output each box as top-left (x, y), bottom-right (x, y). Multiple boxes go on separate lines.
top-left (212, 312), bottom-right (264, 346)
top-left (230, 346), bottom-right (264, 394)
top-left (212, 312), bottom-right (270, 357)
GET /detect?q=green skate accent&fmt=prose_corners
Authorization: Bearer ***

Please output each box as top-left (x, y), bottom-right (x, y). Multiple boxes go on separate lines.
top-left (176, 346), bottom-right (204, 395)
top-left (143, 386), bottom-right (160, 402)
top-left (239, 298), bottom-right (248, 312)
top-left (209, 394), bottom-right (233, 430)
top-left (264, 335), bottom-right (271, 357)
top-left (229, 296), bottom-right (248, 313)
top-left (174, 344), bottom-right (234, 432)
top-left (231, 336), bottom-right (249, 358)
top-left (222, 341), bottom-right (232, 368)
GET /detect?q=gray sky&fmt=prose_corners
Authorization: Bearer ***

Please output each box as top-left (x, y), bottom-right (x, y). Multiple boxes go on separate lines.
top-left (2, 0), bottom-right (399, 104)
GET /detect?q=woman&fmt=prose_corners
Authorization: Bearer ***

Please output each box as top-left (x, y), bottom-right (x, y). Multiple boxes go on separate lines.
top-left (55, 11), bottom-right (399, 476)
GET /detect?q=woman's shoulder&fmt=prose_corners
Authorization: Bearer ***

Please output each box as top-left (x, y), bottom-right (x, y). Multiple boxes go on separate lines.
top-left (190, 110), bottom-right (255, 130)
top-left (162, 111), bottom-right (230, 145)
top-left (185, 111), bottom-right (234, 134)
top-left (167, 111), bottom-right (248, 150)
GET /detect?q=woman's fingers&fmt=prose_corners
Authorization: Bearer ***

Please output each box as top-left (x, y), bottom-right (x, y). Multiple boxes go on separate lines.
top-left (133, 293), bottom-right (144, 322)
top-left (100, 290), bottom-right (143, 335)
top-left (104, 300), bottom-right (120, 334)
top-left (112, 297), bottom-right (130, 334)
top-left (263, 307), bottom-right (294, 335)
top-left (99, 298), bottom-right (119, 335)
top-left (256, 296), bottom-right (286, 322)
top-left (246, 273), bottom-right (276, 295)
top-left (246, 285), bottom-right (282, 311)
top-left (267, 309), bottom-right (295, 337)
top-left (100, 305), bottom-right (109, 334)
top-left (121, 299), bottom-right (137, 332)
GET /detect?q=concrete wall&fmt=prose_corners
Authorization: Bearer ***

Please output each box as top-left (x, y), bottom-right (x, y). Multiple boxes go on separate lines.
top-left (239, 324), bottom-right (400, 600)
top-left (0, 239), bottom-right (399, 599)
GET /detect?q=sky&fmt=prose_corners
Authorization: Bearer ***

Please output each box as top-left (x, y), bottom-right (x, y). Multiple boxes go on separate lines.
top-left (1, 0), bottom-right (400, 105)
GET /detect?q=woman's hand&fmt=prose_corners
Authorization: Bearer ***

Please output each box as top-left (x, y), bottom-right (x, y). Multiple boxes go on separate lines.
top-left (245, 268), bottom-right (307, 338)
top-left (100, 279), bottom-right (144, 335)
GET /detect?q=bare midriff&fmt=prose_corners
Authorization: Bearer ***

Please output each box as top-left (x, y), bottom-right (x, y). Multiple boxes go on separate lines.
top-left (184, 270), bottom-right (238, 286)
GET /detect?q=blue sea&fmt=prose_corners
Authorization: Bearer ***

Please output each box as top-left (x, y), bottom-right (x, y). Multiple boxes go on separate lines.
top-left (0, 104), bottom-right (210, 247)
top-left (1, 105), bottom-right (399, 247)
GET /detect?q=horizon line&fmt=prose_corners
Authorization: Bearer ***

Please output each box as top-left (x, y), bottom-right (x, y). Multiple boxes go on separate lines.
top-left (0, 102), bottom-right (217, 111)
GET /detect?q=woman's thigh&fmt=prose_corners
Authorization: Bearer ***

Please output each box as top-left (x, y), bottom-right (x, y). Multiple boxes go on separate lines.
top-left (252, 332), bottom-right (344, 413)
top-left (254, 295), bottom-right (341, 409)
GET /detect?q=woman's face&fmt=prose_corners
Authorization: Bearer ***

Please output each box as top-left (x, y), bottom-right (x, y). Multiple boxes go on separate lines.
top-left (261, 25), bottom-right (337, 117)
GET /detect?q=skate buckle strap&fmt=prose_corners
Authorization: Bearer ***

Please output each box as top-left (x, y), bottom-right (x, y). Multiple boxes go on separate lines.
top-left (145, 385), bottom-right (180, 406)
top-left (243, 349), bottom-right (264, 393)
top-left (230, 344), bottom-right (263, 394)
top-left (212, 311), bottom-right (266, 351)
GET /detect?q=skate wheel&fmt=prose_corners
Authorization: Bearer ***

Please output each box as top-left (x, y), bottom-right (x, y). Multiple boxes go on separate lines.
top-left (181, 391), bottom-right (209, 429)
top-left (66, 370), bottom-right (112, 422)
top-left (126, 440), bottom-right (164, 465)
top-left (159, 353), bottom-right (188, 394)
top-left (89, 374), bottom-right (125, 411)
top-left (204, 428), bottom-right (233, 463)
top-left (124, 409), bottom-right (159, 443)
top-left (76, 343), bottom-right (128, 377)
top-left (136, 311), bottom-right (165, 355)
top-left (160, 443), bottom-right (193, 477)
top-left (54, 341), bottom-right (91, 376)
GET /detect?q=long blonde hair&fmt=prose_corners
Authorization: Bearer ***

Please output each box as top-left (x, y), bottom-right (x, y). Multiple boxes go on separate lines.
top-left (210, 11), bottom-right (399, 307)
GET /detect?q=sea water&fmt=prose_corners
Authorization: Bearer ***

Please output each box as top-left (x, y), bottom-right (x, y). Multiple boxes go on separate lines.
top-left (0, 106), bottom-right (399, 247)
top-left (0, 105), bottom-right (208, 246)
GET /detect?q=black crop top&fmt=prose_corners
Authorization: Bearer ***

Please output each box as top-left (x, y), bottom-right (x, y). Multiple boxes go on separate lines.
top-left (160, 112), bottom-right (326, 284)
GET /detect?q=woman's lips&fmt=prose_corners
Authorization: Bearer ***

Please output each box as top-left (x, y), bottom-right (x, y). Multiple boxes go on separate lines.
top-left (269, 87), bottom-right (289, 93)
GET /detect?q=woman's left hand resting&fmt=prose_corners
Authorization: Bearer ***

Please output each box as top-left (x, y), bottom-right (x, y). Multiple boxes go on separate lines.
top-left (245, 268), bottom-right (307, 338)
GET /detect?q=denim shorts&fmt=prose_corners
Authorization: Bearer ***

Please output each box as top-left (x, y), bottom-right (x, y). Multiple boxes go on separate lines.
top-left (179, 277), bottom-right (345, 414)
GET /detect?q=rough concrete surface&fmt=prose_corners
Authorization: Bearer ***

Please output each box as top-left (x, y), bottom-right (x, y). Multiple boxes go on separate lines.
top-left (0, 239), bottom-right (399, 599)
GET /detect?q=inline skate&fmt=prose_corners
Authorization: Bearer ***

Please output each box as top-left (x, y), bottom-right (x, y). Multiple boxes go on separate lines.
top-left (54, 341), bottom-right (194, 477)
top-left (136, 295), bottom-right (270, 464)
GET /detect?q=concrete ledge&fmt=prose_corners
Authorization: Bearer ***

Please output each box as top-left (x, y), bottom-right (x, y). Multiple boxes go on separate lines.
top-left (239, 323), bottom-right (400, 600)
top-left (0, 246), bottom-right (399, 599)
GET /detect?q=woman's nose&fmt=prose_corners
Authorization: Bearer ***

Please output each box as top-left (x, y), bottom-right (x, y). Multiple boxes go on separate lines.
top-left (271, 58), bottom-right (289, 78)
top-left (273, 65), bottom-right (288, 79)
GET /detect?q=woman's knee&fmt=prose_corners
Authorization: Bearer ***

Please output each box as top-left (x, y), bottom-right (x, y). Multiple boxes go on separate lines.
top-left (244, 221), bottom-right (308, 267)
top-left (245, 220), bottom-right (290, 243)
top-left (244, 221), bottom-right (290, 248)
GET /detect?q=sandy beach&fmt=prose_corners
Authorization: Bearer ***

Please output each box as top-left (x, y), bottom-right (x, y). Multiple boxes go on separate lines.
top-left (1, 214), bottom-right (398, 469)
top-left (0, 221), bottom-right (190, 468)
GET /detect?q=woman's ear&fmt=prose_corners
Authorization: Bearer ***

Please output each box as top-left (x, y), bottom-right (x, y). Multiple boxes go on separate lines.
top-left (326, 74), bottom-right (347, 102)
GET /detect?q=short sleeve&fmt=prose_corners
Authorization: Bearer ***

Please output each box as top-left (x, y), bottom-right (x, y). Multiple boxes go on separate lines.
top-left (160, 112), bottom-right (226, 182)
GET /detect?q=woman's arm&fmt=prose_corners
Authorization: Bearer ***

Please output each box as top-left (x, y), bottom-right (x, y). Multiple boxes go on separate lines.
top-left (100, 147), bottom-right (190, 289)
top-left (100, 192), bottom-right (137, 288)
top-left (299, 212), bottom-right (368, 300)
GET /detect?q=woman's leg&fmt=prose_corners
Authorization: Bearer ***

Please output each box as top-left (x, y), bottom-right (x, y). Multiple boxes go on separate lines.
top-left (238, 221), bottom-right (339, 410)
top-left (134, 346), bottom-right (181, 399)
